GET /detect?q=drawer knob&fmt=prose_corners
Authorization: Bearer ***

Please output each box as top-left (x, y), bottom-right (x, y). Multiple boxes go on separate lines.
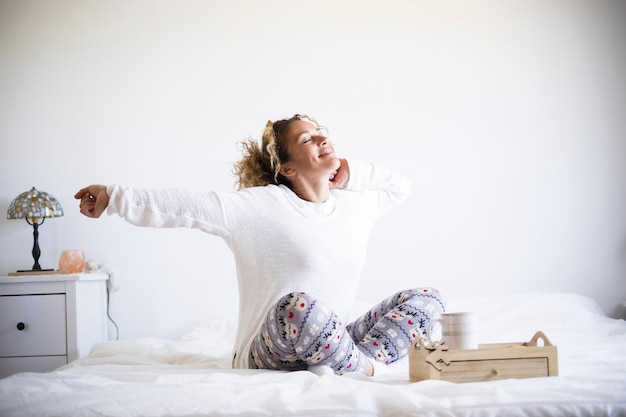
top-left (16, 322), bottom-right (26, 331)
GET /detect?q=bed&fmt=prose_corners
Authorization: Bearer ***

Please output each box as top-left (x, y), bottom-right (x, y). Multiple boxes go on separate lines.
top-left (1, 292), bottom-right (625, 417)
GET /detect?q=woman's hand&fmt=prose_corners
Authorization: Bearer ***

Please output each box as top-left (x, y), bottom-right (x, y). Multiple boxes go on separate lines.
top-left (74, 185), bottom-right (109, 218)
top-left (329, 158), bottom-right (350, 189)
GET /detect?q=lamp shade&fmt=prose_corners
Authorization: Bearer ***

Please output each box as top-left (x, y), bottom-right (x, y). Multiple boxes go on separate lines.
top-left (7, 187), bottom-right (64, 223)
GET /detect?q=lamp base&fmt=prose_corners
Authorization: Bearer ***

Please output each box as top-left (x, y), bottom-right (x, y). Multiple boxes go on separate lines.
top-left (18, 267), bottom-right (54, 273)
top-left (8, 269), bottom-right (66, 277)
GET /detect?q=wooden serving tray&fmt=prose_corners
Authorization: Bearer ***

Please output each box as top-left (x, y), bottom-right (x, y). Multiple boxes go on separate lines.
top-left (409, 331), bottom-right (558, 383)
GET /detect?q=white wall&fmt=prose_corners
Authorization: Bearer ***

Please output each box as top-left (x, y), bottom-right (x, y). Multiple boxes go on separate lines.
top-left (1, 0), bottom-right (625, 340)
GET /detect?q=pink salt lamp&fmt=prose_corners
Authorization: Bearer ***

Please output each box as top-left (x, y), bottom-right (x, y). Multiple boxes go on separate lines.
top-left (58, 249), bottom-right (86, 273)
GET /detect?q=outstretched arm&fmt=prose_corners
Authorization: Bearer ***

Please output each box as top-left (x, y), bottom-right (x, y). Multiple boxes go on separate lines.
top-left (81, 185), bottom-right (231, 237)
top-left (74, 185), bottom-right (109, 218)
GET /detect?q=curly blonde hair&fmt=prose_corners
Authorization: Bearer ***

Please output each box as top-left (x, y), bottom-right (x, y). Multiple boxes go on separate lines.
top-left (234, 114), bottom-right (321, 189)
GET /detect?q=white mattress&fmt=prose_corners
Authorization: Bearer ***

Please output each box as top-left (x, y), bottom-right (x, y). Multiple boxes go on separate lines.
top-left (1, 292), bottom-right (625, 417)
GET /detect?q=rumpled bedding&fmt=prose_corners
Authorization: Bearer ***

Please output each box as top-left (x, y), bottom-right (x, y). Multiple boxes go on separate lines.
top-left (1, 292), bottom-right (625, 417)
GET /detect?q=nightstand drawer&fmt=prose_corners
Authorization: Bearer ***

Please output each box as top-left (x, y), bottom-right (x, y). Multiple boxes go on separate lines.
top-left (0, 294), bottom-right (67, 357)
top-left (0, 356), bottom-right (67, 378)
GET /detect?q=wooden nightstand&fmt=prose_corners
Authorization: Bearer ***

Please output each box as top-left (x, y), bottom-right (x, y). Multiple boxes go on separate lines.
top-left (0, 272), bottom-right (109, 378)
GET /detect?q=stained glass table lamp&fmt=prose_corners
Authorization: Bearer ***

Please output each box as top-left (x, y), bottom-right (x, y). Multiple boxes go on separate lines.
top-left (7, 187), bottom-right (64, 272)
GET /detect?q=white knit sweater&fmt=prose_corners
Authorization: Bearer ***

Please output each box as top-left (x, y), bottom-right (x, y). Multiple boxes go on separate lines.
top-left (106, 160), bottom-right (410, 368)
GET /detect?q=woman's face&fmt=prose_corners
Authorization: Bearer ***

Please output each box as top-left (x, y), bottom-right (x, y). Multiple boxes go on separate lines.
top-left (280, 120), bottom-right (340, 180)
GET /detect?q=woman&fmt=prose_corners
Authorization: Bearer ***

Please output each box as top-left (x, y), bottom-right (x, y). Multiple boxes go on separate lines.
top-left (75, 114), bottom-right (445, 376)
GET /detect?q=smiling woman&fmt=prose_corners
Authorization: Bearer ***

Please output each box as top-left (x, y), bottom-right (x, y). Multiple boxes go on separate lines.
top-left (234, 114), bottom-right (340, 198)
top-left (73, 113), bottom-right (444, 377)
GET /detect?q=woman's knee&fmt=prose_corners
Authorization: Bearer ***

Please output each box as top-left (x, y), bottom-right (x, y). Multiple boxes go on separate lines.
top-left (273, 292), bottom-right (332, 341)
top-left (275, 292), bottom-right (320, 323)
top-left (276, 292), bottom-right (317, 312)
top-left (399, 287), bottom-right (446, 311)
top-left (399, 287), bottom-right (442, 299)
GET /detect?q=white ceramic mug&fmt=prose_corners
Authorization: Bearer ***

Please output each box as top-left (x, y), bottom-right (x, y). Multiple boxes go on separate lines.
top-left (426, 312), bottom-right (478, 350)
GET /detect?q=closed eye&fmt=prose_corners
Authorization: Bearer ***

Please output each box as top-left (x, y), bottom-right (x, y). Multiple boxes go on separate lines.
top-left (298, 132), bottom-right (314, 144)
top-left (298, 127), bottom-right (327, 144)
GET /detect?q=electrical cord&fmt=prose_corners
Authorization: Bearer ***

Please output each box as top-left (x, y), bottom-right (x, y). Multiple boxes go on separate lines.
top-left (86, 260), bottom-right (120, 341)
top-left (106, 286), bottom-right (120, 340)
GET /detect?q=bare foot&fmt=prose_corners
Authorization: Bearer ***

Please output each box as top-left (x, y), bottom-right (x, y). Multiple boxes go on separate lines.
top-left (366, 361), bottom-right (374, 377)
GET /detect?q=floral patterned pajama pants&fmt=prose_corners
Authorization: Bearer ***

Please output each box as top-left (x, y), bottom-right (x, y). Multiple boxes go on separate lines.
top-left (248, 288), bottom-right (446, 374)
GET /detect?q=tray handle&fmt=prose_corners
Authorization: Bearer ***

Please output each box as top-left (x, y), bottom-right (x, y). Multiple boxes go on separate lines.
top-left (523, 331), bottom-right (553, 347)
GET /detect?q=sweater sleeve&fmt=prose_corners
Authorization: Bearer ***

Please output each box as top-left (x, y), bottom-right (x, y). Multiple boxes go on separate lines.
top-left (343, 159), bottom-right (411, 215)
top-left (105, 185), bottom-right (230, 238)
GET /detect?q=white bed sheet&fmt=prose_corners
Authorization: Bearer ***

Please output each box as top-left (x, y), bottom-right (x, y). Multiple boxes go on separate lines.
top-left (1, 292), bottom-right (625, 417)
